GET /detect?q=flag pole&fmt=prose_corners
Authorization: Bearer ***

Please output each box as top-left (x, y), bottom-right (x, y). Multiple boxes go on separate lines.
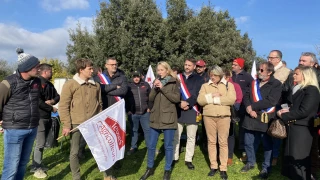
top-left (56, 127), bottom-right (78, 140)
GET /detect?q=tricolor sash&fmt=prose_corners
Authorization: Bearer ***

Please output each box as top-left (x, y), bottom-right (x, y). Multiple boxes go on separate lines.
top-left (177, 74), bottom-right (200, 114)
top-left (98, 73), bottom-right (122, 102)
top-left (251, 79), bottom-right (275, 113)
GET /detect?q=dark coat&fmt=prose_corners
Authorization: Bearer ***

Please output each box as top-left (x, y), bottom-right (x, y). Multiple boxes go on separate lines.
top-left (149, 76), bottom-right (180, 129)
top-left (242, 76), bottom-right (282, 132)
top-left (232, 70), bottom-right (253, 99)
top-left (126, 80), bottom-right (152, 114)
top-left (94, 70), bottom-right (128, 109)
top-left (177, 73), bottom-right (204, 124)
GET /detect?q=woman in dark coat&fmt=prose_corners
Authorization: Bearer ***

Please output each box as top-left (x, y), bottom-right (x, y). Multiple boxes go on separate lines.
top-left (140, 61), bottom-right (180, 180)
top-left (277, 66), bottom-right (320, 180)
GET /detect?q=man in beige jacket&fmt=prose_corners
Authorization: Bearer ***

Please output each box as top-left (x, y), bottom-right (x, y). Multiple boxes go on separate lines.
top-left (59, 58), bottom-right (102, 180)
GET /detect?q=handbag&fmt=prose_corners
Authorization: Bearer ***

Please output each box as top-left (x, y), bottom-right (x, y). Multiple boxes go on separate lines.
top-left (230, 105), bottom-right (240, 123)
top-left (267, 119), bottom-right (287, 139)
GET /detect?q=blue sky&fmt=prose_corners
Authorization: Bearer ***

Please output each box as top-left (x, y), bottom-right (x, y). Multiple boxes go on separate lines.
top-left (0, 0), bottom-right (319, 70)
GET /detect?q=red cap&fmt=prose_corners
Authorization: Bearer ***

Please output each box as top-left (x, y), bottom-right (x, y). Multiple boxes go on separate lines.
top-left (233, 58), bottom-right (245, 69)
top-left (196, 60), bottom-right (206, 67)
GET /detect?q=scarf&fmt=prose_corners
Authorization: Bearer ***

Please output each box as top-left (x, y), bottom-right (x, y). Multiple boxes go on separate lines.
top-left (292, 84), bottom-right (302, 95)
top-left (159, 76), bottom-right (171, 86)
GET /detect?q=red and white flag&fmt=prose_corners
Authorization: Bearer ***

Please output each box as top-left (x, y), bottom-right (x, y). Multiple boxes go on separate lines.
top-left (145, 65), bottom-right (155, 88)
top-left (251, 60), bottom-right (257, 79)
top-left (77, 99), bottom-right (126, 171)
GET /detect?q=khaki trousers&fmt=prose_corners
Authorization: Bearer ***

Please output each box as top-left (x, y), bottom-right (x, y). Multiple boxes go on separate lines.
top-left (204, 116), bottom-right (230, 171)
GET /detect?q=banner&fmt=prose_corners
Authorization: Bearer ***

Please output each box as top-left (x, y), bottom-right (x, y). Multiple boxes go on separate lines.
top-left (251, 60), bottom-right (257, 79)
top-left (77, 99), bottom-right (126, 171)
top-left (145, 65), bottom-right (155, 88)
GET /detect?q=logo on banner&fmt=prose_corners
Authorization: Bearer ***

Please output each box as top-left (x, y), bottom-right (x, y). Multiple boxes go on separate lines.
top-left (96, 121), bottom-right (116, 160)
top-left (105, 116), bottom-right (126, 149)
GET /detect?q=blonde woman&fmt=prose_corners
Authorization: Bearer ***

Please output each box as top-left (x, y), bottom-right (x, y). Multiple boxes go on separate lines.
top-left (277, 66), bottom-right (320, 180)
top-left (140, 61), bottom-right (180, 180)
top-left (197, 66), bottom-right (236, 180)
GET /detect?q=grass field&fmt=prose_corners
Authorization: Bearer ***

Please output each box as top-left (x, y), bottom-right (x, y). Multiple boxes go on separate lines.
top-left (0, 124), bottom-right (288, 180)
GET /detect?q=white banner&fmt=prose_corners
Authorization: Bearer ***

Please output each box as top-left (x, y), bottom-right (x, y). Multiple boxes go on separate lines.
top-left (77, 99), bottom-right (126, 171)
top-left (145, 65), bottom-right (155, 88)
top-left (251, 60), bottom-right (257, 79)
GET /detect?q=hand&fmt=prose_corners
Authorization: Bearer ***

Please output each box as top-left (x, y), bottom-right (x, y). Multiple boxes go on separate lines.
top-left (234, 103), bottom-right (240, 111)
top-left (249, 111), bottom-right (257, 118)
top-left (212, 93), bottom-right (221, 97)
top-left (127, 111), bottom-right (132, 115)
top-left (153, 79), bottom-right (160, 86)
top-left (45, 100), bottom-right (54, 105)
top-left (117, 85), bottom-right (121, 89)
top-left (52, 107), bottom-right (58, 113)
top-left (62, 128), bottom-right (71, 136)
top-left (147, 109), bottom-right (150, 113)
top-left (246, 105), bottom-right (253, 114)
top-left (277, 109), bottom-right (289, 118)
top-left (180, 101), bottom-right (189, 109)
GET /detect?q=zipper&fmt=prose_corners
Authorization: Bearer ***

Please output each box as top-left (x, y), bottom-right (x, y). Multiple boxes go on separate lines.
top-left (28, 83), bottom-right (33, 128)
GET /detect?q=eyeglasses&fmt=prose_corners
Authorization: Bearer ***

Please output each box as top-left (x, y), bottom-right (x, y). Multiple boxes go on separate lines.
top-left (107, 64), bottom-right (117, 66)
top-left (259, 69), bottom-right (264, 73)
top-left (196, 66), bottom-right (204, 68)
top-left (267, 56), bottom-right (279, 60)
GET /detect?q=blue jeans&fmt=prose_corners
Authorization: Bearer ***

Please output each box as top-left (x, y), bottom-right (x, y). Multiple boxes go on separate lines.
top-left (147, 128), bottom-right (175, 171)
top-left (129, 113), bottom-right (150, 149)
top-left (244, 129), bottom-right (273, 172)
top-left (2, 128), bottom-right (38, 180)
top-left (272, 137), bottom-right (282, 158)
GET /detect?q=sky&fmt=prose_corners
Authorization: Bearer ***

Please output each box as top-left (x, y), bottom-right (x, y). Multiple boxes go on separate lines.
top-left (0, 0), bottom-right (319, 70)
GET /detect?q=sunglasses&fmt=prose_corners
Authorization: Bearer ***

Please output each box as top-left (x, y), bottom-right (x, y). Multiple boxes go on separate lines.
top-left (258, 69), bottom-right (264, 73)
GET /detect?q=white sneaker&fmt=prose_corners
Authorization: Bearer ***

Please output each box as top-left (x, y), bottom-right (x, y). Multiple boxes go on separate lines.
top-left (34, 169), bottom-right (47, 179)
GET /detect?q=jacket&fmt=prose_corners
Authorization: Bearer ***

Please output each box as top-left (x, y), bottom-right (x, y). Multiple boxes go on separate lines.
top-left (126, 80), bottom-right (152, 114)
top-left (282, 85), bottom-right (320, 127)
top-left (0, 72), bottom-right (41, 129)
top-left (228, 78), bottom-right (243, 104)
top-left (38, 76), bottom-right (60, 119)
top-left (273, 62), bottom-right (290, 84)
top-left (197, 78), bottom-right (236, 117)
top-left (232, 70), bottom-right (253, 99)
top-left (149, 76), bottom-right (180, 129)
top-left (177, 72), bottom-right (204, 124)
top-left (94, 70), bottom-right (128, 109)
top-left (242, 76), bottom-right (282, 132)
top-left (59, 74), bottom-right (102, 129)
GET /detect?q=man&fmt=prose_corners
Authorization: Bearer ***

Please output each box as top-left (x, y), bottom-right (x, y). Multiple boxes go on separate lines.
top-left (94, 57), bottom-right (128, 180)
top-left (0, 48), bottom-right (41, 179)
top-left (59, 58), bottom-right (102, 180)
top-left (283, 52), bottom-right (320, 180)
top-left (282, 61), bottom-right (287, 68)
top-left (126, 70), bottom-right (151, 155)
top-left (195, 59), bottom-right (209, 82)
top-left (240, 62), bottom-right (282, 179)
top-left (31, 63), bottom-right (60, 178)
top-left (231, 58), bottom-right (253, 161)
top-left (173, 59), bottom-right (204, 170)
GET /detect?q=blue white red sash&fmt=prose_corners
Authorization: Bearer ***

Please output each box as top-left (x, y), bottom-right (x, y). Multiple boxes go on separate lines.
top-left (177, 73), bottom-right (200, 114)
top-left (251, 79), bottom-right (275, 113)
top-left (98, 73), bottom-right (121, 102)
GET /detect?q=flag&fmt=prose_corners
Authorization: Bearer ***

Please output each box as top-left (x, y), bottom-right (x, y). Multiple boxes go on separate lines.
top-left (145, 65), bottom-right (155, 88)
top-left (77, 99), bottom-right (126, 171)
top-left (251, 60), bottom-right (257, 79)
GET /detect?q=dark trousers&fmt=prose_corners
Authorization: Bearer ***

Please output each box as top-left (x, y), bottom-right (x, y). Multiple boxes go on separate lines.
top-left (238, 106), bottom-right (246, 151)
top-left (32, 119), bottom-right (51, 168)
top-left (228, 122), bottom-right (235, 158)
top-left (201, 120), bottom-right (207, 145)
top-left (311, 127), bottom-right (320, 175)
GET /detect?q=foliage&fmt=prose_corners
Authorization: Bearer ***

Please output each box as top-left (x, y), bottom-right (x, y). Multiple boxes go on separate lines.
top-left (40, 58), bottom-right (70, 82)
top-left (0, 60), bottom-right (13, 81)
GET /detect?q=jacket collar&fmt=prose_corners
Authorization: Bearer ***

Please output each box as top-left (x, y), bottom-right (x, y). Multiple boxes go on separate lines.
top-left (208, 77), bottom-right (227, 86)
top-left (274, 61), bottom-right (283, 71)
top-left (73, 73), bottom-right (96, 85)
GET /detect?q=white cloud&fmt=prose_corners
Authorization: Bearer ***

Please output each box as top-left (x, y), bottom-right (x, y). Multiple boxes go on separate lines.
top-left (0, 16), bottom-right (93, 64)
top-left (41, 0), bottom-right (89, 12)
top-left (235, 16), bottom-right (250, 24)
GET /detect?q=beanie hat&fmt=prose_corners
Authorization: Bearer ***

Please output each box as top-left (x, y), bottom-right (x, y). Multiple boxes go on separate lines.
top-left (16, 48), bottom-right (40, 72)
top-left (233, 58), bottom-right (245, 69)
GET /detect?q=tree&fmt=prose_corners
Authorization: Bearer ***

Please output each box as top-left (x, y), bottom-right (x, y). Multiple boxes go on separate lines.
top-left (0, 60), bottom-right (13, 81)
top-left (40, 58), bottom-right (70, 82)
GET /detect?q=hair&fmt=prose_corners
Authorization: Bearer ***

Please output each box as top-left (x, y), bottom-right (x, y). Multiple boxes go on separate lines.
top-left (185, 58), bottom-right (197, 65)
top-left (92, 66), bottom-right (102, 76)
top-left (271, 50), bottom-right (283, 59)
top-left (294, 66), bottom-right (320, 91)
top-left (38, 63), bottom-right (52, 75)
top-left (259, 62), bottom-right (274, 74)
top-left (171, 65), bottom-right (181, 73)
top-left (157, 61), bottom-right (177, 79)
top-left (75, 58), bottom-right (93, 74)
top-left (223, 69), bottom-right (232, 78)
top-left (282, 61), bottom-right (287, 65)
top-left (209, 65), bottom-right (224, 79)
top-left (301, 52), bottom-right (318, 64)
top-left (105, 57), bottom-right (117, 64)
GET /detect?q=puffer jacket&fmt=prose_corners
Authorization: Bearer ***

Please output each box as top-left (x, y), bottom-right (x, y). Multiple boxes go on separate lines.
top-left (126, 80), bottom-right (152, 114)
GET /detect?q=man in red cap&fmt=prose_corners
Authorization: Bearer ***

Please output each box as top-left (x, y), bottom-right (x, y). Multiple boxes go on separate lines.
top-left (231, 58), bottom-right (253, 163)
top-left (195, 60), bottom-right (209, 83)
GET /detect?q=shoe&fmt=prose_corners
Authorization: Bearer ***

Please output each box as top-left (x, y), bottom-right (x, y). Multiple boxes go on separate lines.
top-left (171, 160), bottom-right (178, 169)
top-left (30, 166), bottom-right (48, 173)
top-left (163, 170), bottom-right (171, 180)
top-left (271, 158), bottom-right (277, 166)
top-left (220, 171), bottom-right (228, 180)
top-left (33, 169), bottom-right (47, 179)
top-left (104, 176), bottom-right (117, 180)
top-left (240, 164), bottom-right (254, 173)
top-left (208, 169), bottom-right (218, 176)
top-left (259, 169), bottom-right (268, 179)
top-left (185, 161), bottom-right (195, 170)
top-left (227, 158), bottom-right (233, 166)
top-left (127, 148), bottom-right (137, 156)
top-left (140, 168), bottom-right (154, 180)
top-left (240, 155), bottom-right (247, 162)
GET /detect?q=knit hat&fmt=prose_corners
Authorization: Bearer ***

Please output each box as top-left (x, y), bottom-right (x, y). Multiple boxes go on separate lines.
top-left (16, 48), bottom-right (40, 72)
top-left (233, 58), bottom-right (245, 69)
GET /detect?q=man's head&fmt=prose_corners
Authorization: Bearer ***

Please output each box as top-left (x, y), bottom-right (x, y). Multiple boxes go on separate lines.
top-left (282, 61), bottom-right (287, 67)
top-left (38, 63), bottom-right (53, 80)
top-left (76, 58), bottom-right (93, 80)
top-left (195, 59), bottom-right (206, 74)
top-left (299, 52), bottom-right (318, 67)
top-left (268, 50), bottom-right (282, 66)
top-left (171, 65), bottom-right (180, 75)
top-left (105, 57), bottom-right (118, 74)
top-left (258, 62), bottom-right (274, 81)
top-left (132, 70), bottom-right (141, 84)
top-left (232, 58), bottom-right (245, 74)
top-left (184, 59), bottom-right (196, 74)
top-left (16, 48), bottom-right (40, 78)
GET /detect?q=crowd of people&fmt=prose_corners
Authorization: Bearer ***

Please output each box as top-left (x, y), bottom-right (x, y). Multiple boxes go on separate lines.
top-left (0, 48), bottom-right (319, 180)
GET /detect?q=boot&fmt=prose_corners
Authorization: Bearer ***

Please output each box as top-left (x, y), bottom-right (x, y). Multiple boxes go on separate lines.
top-left (163, 170), bottom-right (171, 180)
top-left (140, 168), bottom-right (154, 180)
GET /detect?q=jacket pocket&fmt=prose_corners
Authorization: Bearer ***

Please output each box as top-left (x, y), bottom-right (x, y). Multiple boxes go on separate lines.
top-left (161, 107), bottom-right (174, 124)
top-left (149, 108), bottom-right (156, 123)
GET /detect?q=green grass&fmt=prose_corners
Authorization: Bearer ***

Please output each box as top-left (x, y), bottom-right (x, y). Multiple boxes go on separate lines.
top-left (0, 124), bottom-right (288, 180)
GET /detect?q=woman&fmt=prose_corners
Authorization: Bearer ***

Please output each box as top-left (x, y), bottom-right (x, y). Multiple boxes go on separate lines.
top-left (277, 66), bottom-right (320, 180)
top-left (140, 61), bottom-right (180, 180)
top-left (197, 66), bottom-right (236, 180)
